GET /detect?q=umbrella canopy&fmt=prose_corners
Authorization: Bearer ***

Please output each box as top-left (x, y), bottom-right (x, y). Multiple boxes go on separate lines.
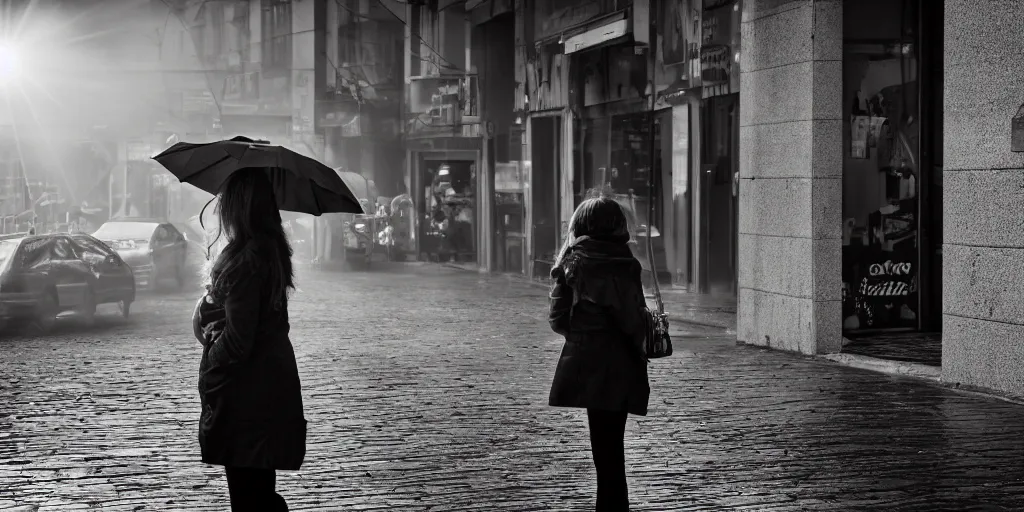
top-left (152, 136), bottom-right (362, 216)
top-left (334, 169), bottom-right (378, 214)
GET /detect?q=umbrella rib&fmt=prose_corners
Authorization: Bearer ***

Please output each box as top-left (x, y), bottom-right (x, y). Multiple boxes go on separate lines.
top-left (312, 181), bottom-right (323, 216)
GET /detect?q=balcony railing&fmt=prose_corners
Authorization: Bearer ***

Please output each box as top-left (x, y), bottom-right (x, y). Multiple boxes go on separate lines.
top-left (405, 74), bottom-right (480, 137)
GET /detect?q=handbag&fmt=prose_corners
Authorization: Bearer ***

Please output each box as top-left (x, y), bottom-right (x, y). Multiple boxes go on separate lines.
top-left (643, 306), bottom-right (673, 359)
top-left (642, 104), bottom-right (673, 360)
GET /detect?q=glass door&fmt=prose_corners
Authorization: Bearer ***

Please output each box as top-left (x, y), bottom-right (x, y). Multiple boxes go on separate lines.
top-left (529, 116), bottom-right (561, 278)
top-left (841, 0), bottom-right (940, 333)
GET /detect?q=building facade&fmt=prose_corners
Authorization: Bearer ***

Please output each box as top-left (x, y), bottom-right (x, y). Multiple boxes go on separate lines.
top-left (737, 0), bottom-right (1024, 398)
top-left (402, 1), bottom-right (489, 268)
top-left (501, 0), bottom-right (743, 297)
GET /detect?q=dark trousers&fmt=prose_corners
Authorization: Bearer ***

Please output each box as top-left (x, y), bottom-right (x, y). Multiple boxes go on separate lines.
top-left (587, 408), bottom-right (630, 511)
top-left (225, 467), bottom-right (288, 511)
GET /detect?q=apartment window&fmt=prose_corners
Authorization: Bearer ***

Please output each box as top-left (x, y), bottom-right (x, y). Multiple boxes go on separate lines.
top-left (230, 0), bottom-right (250, 63)
top-left (261, 0), bottom-right (292, 70)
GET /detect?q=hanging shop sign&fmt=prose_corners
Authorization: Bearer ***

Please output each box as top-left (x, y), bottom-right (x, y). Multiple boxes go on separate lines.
top-left (563, 19), bottom-right (630, 54)
top-left (699, 0), bottom-right (741, 95)
top-left (700, 45), bottom-right (730, 85)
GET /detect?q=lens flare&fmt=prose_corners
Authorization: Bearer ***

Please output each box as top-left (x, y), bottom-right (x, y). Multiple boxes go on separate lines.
top-left (0, 43), bottom-right (19, 84)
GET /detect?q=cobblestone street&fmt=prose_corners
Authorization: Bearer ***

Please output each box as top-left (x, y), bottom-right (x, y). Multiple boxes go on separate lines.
top-left (1, 266), bottom-right (1024, 511)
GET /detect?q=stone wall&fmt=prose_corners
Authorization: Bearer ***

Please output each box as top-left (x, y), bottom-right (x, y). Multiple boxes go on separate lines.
top-left (737, 0), bottom-right (842, 354)
top-left (941, 0), bottom-right (1024, 395)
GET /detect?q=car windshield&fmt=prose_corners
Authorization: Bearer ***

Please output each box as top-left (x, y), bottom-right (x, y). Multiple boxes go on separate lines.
top-left (93, 222), bottom-right (158, 241)
top-left (0, 240), bottom-right (18, 267)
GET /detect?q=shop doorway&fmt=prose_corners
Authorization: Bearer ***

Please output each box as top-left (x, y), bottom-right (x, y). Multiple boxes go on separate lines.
top-left (530, 116), bottom-right (561, 278)
top-left (416, 158), bottom-right (477, 263)
top-left (839, 0), bottom-right (944, 365)
top-left (698, 93), bottom-right (739, 296)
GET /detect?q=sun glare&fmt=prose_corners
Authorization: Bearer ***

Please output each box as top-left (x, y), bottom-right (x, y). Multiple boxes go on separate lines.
top-left (0, 43), bottom-right (19, 84)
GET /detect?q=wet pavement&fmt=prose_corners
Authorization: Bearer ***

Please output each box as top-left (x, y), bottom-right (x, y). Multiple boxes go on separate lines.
top-left (1, 265), bottom-right (1023, 511)
top-left (842, 332), bottom-right (943, 367)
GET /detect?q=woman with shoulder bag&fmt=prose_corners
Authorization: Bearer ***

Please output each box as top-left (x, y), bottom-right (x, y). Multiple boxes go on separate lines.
top-left (548, 196), bottom-right (651, 512)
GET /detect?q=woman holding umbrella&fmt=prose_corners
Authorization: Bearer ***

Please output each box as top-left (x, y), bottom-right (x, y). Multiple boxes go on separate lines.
top-left (156, 136), bottom-right (362, 510)
top-left (192, 170), bottom-right (306, 510)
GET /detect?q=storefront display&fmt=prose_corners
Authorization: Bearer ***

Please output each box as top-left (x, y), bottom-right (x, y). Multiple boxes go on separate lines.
top-left (419, 162), bottom-right (476, 262)
top-left (842, 3), bottom-right (924, 331)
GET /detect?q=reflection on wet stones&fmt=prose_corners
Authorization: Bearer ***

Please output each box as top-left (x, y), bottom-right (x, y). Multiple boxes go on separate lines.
top-left (0, 269), bottom-right (1023, 510)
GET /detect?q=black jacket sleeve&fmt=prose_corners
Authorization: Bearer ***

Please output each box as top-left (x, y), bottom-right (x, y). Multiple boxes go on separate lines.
top-left (548, 269), bottom-right (573, 337)
top-left (207, 269), bottom-right (263, 367)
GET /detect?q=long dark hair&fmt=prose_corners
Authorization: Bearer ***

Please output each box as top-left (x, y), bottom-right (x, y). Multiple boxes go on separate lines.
top-left (553, 195), bottom-right (631, 267)
top-left (208, 169), bottom-right (294, 308)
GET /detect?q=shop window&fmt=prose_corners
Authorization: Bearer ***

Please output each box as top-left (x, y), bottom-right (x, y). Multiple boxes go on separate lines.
top-left (574, 111), bottom-right (675, 285)
top-left (842, 0), bottom-right (924, 331)
top-left (419, 161), bottom-right (476, 263)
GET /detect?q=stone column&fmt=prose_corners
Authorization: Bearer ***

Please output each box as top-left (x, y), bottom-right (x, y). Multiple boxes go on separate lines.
top-left (737, 0), bottom-right (842, 354)
top-left (942, 1), bottom-right (1024, 395)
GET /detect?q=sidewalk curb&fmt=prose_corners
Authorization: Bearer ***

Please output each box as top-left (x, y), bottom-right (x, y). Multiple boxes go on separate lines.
top-left (821, 353), bottom-right (1024, 406)
top-left (821, 353), bottom-right (941, 381)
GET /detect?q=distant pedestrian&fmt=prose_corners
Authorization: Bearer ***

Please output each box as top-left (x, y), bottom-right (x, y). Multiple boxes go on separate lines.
top-left (547, 196), bottom-right (650, 512)
top-left (192, 170), bottom-right (306, 511)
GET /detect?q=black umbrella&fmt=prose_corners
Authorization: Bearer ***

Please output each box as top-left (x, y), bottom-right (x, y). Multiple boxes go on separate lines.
top-left (152, 136), bottom-right (362, 215)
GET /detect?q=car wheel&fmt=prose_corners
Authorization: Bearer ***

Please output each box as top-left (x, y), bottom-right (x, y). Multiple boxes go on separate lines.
top-left (31, 291), bottom-right (59, 334)
top-left (118, 299), bottom-right (131, 318)
top-left (77, 287), bottom-right (97, 325)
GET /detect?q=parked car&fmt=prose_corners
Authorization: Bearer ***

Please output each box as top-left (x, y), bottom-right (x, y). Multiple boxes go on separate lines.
top-left (92, 219), bottom-right (188, 290)
top-left (0, 233), bottom-right (135, 332)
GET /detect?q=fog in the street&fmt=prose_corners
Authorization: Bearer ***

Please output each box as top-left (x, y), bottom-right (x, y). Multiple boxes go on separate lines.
top-left (4, 0), bottom-right (1024, 510)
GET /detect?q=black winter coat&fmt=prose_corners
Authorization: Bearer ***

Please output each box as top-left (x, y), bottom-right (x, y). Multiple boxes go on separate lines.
top-left (547, 237), bottom-right (650, 416)
top-left (192, 250), bottom-right (306, 470)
